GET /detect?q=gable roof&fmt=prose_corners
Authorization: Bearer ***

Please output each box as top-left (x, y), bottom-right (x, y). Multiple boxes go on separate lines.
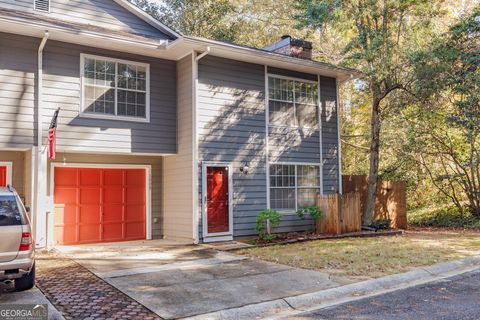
top-left (0, 2), bottom-right (360, 81)
top-left (111, 0), bottom-right (181, 39)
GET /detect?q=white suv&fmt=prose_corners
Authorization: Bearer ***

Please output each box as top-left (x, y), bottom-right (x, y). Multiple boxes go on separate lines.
top-left (0, 186), bottom-right (35, 291)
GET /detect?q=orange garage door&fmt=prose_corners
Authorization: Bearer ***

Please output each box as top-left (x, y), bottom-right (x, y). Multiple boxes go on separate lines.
top-left (54, 167), bottom-right (146, 245)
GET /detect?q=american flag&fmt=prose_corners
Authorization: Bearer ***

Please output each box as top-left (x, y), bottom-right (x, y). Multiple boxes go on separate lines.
top-left (48, 108), bottom-right (60, 159)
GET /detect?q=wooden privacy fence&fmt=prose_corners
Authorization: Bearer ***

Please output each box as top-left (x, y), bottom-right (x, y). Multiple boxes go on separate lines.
top-left (342, 175), bottom-right (407, 229)
top-left (315, 192), bottom-right (362, 234)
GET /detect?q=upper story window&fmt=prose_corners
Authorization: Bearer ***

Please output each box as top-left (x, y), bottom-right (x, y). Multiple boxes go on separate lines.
top-left (81, 54), bottom-right (150, 122)
top-left (268, 76), bottom-right (319, 128)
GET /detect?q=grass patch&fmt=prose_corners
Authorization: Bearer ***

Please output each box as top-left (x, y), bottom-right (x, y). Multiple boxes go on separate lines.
top-left (235, 232), bottom-right (480, 280)
top-left (408, 205), bottom-right (480, 228)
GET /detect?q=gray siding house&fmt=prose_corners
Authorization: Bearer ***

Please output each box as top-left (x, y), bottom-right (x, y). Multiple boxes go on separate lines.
top-left (0, 0), bottom-right (359, 246)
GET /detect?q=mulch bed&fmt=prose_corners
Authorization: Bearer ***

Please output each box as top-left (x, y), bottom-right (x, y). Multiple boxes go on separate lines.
top-left (242, 229), bottom-right (403, 247)
top-left (36, 252), bottom-right (161, 320)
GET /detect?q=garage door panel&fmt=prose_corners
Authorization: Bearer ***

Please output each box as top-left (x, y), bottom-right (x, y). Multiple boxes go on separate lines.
top-left (78, 224), bottom-right (101, 242)
top-left (79, 205), bottom-right (101, 223)
top-left (79, 187), bottom-right (101, 204)
top-left (126, 205), bottom-right (145, 222)
top-left (104, 169), bottom-right (124, 185)
top-left (54, 167), bottom-right (147, 245)
top-left (55, 168), bottom-right (78, 186)
top-left (126, 170), bottom-right (145, 186)
top-left (103, 204), bottom-right (122, 222)
top-left (79, 169), bottom-right (102, 186)
top-left (125, 187), bottom-right (145, 204)
top-left (55, 225), bottom-right (77, 244)
top-left (125, 222), bottom-right (144, 239)
top-left (103, 187), bottom-right (123, 204)
top-left (54, 187), bottom-right (77, 204)
top-left (103, 223), bottom-right (123, 240)
top-left (61, 206), bottom-right (78, 224)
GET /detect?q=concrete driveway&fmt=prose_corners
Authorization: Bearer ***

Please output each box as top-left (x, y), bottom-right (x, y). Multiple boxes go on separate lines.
top-left (55, 240), bottom-right (342, 319)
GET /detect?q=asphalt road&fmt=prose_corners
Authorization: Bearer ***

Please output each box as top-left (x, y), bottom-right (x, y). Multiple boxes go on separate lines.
top-left (289, 269), bottom-right (480, 320)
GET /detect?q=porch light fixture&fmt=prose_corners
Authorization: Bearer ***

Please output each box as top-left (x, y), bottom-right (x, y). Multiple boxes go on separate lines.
top-left (239, 163), bottom-right (249, 175)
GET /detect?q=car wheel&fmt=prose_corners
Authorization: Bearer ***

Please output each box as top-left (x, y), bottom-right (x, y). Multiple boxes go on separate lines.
top-left (14, 263), bottom-right (35, 291)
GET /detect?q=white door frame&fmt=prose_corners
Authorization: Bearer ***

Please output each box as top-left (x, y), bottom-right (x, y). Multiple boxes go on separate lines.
top-left (0, 161), bottom-right (13, 186)
top-left (202, 161), bottom-right (233, 241)
top-left (49, 163), bottom-right (152, 244)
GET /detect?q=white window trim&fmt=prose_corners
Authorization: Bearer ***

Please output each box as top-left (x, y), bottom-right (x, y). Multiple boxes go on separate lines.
top-left (33, 0), bottom-right (50, 12)
top-left (79, 53), bottom-right (151, 123)
top-left (269, 162), bottom-right (321, 213)
top-left (267, 74), bottom-right (320, 129)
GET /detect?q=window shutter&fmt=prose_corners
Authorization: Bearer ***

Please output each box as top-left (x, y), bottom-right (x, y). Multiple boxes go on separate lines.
top-left (34, 0), bottom-right (50, 12)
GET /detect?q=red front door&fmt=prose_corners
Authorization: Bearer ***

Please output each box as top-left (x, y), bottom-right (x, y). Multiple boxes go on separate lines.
top-left (0, 166), bottom-right (6, 187)
top-left (206, 166), bottom-right (230, 233)
top-left (53, 167), bottom-right (146, 245)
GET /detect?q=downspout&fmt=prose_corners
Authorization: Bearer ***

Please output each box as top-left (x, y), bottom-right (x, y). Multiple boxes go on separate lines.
top-left (192, 47), bottom-right (210, 244)
top-left (33, 31), bottom-right (49, 247)
top-left (195, 47), bottom-right (210, 61)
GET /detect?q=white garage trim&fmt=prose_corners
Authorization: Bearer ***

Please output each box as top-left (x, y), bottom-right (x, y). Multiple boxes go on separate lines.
top-left (0, 161), bottom-right (13, 186)
top-left (49, 162), bottom-right (152, 244)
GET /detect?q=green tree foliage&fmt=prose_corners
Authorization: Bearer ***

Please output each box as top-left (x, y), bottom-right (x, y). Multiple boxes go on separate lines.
top-left (409, 7), bottom-right (480, 216)
top-left (295, 0), bottom-right (442, 225)
top-left (129, 0), bottom-right (240, 41)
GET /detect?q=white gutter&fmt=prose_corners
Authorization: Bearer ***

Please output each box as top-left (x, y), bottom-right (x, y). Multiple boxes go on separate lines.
top-left (33, 31), bottom-right (48, 247)
top-left (195, 47), bottom-right (211, 61)
top-left (0, 15), bottom-right (169, 49)
top-left (111, 0), bottom-right (181, 39)
top-left (183, 37), bottom-right (362, 80)
top-left (191, 47), bottom-right (210, 244)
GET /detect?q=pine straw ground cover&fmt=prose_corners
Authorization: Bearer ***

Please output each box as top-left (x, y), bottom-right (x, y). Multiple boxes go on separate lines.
top-left (234, 230), bottom-right (480, 281)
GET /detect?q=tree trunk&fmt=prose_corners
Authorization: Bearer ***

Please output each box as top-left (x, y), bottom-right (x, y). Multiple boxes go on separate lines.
top-left (363, 95), bottom-right (381, 226)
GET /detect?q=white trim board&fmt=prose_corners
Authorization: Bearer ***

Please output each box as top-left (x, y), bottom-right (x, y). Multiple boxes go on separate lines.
top-left (201, 161), bottom-right (234, 242)
top-left (0, 161), bottom-right (13, 186)
top-left (111, 0), bottom-right (181, 39)
top-left (336, 78), bottom-right (343, 194)
top-left (49, 162), bottom-right (152, 245)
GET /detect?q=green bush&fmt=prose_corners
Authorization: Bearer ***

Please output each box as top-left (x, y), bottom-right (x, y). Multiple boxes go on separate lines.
top-left (408, 206), bottom-right (480, 228)
top-left (255, 209), bottom-right (282, 241)
top-left (296, 206), bottom-right (323, 221)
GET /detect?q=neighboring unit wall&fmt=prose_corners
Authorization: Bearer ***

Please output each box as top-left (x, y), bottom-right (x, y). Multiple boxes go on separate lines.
top-left (48, 152), bottom-right (163, 238)
top-left (0, 0), bottom-right (172, 40)
top-left (320, 76), bottom-right (340, 194)
top-left (197, 55), bottom-right (267, 238)
top-left (0, 151), bottom-right (25, 200)
top-left (163, 54), bottom-right (195, 242)
top-left (0, 32), bottom-right (37, 149)
top-left (41, 39), bottom-right (176, 154)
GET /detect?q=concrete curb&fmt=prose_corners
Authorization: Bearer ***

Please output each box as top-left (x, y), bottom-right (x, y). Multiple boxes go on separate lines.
top-left (181, 255), bottom-right (480, 320)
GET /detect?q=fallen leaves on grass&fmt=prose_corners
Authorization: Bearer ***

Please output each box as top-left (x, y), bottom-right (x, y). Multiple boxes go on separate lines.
top-left (235, 232), bottom-right (480, 281)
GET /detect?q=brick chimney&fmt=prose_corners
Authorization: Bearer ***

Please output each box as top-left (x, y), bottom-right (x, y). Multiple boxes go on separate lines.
top-left (264, 35), bottom-right (313, 60)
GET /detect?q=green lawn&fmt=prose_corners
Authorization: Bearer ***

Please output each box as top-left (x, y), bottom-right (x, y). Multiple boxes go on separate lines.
top-left (235, 231), bottom-right (480, 281)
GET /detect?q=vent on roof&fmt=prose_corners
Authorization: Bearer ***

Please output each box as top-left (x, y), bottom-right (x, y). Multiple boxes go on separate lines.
top-left (34, 0), bottom-right (50, 12)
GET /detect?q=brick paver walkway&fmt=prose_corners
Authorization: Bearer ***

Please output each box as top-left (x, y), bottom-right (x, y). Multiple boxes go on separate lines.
top-left (36, 253), bottom-right (161, 320)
